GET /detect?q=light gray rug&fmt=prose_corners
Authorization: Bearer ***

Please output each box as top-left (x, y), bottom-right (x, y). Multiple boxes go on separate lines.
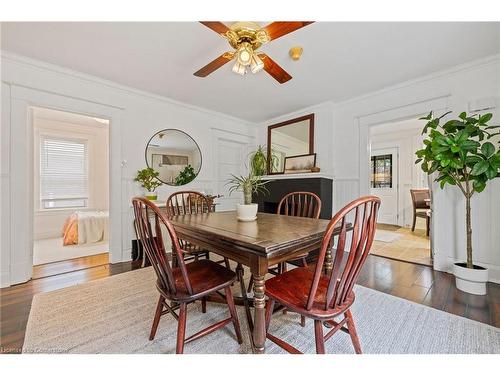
top-left (374, 230), bottom-right (403, 243)
top-left (23, 267), bottom-right (500, 354)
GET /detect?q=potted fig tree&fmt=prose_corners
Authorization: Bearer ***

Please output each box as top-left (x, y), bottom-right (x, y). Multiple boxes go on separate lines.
top-left (415, 111), bottom-right (500, 295)
top-left (226, 173), bottom-right (270, 221)
top-left (134, 167), bottom-right (162, 200)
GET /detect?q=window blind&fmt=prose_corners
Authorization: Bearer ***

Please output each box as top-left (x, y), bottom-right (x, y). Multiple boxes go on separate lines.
top-left (40, 135), bottom-right (88, 209)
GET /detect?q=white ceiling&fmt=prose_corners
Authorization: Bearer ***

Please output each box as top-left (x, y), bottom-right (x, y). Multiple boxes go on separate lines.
top-left (2, 22), bottom-right (500, 122)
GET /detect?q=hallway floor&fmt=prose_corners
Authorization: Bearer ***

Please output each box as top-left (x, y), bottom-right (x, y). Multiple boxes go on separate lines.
top-left (371, 224), bottom-right (432, 266)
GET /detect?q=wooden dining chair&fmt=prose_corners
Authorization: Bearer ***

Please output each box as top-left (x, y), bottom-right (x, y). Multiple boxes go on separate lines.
top-left (132, 197), bottom-right (242, 354)
top-left (264, 196), bottom-right (380, 354)
top-left (166, 191), bottom-right (231, 268)
top-left (276, 191), bottom-right (322, 268)
top-left (410, 188), bottom-right (430, 236)
top-left (247, 191), bottom-right (322, 326)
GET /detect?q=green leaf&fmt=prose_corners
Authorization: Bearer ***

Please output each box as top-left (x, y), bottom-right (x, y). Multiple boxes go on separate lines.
top-left (470, 160), bottom-right (489, 176)
top-left (440, 159), bottom-right (451, 167)
top-left (481, 142), bottom-right (495, 158)
top-left (450, 145), bottom-right (460, 153)
top-left (462, 140), bottom-right (480, 151)
top-left (415, 158), bottom-right (422, 164)
top-left (485, 166), bottom-right (497, 180)
top-left (473, 179), bottom-right (486, 193)
top-left (459, 112), bottom-right (467, 120)
top-left (478, 113), bottom-right (492, 124)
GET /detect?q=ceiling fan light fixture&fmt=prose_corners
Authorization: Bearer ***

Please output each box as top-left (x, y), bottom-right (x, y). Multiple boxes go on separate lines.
top-left (250, 53), bottom-right (264, 74)
top-left (237, 42), bottom-right (253, 66)
top-left (232, 61), bottom-right (246, 75)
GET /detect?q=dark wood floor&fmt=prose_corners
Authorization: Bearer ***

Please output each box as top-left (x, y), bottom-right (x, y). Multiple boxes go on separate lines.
top-left (1, 254), bottom-right (499, 354)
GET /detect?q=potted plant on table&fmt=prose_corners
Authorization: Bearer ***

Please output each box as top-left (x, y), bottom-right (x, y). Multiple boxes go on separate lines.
top-left (134, 167), bottom-right (163, 200)
top-left (415, 111), bottom-right (500, 295)
top-left (226, 174), bottom-right (270, 221)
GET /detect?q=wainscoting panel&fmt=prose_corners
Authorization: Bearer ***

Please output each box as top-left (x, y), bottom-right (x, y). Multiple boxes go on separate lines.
top-left (334, 178), bottom-right (360, 212)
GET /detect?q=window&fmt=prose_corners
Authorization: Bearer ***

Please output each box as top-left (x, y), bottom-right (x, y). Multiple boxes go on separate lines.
top-left (371, 154), bottom-right (392, 188)
top-left (39, 135), bottom-right (88, 209)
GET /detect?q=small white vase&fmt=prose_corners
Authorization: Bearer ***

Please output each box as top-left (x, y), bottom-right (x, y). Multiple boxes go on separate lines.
top-left (236, 203), bottom-right (258, 222)
top-left (453, 262), bottom-right (488, 295)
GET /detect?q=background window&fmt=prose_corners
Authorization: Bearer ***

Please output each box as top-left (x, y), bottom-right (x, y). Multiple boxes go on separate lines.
top-left (371, 154), bottom-right (392, 188)
top-left (40, 136), bottom-right (88, 209)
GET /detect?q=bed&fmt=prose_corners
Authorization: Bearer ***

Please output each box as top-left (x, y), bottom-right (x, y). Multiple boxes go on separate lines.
top-left (62, 211), bottom-right (109, 246)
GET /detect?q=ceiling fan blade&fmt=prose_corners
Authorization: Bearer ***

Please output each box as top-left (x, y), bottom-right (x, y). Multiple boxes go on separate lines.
top-left (193, 53), bottom-right (234, 77)
top-left (262, 21), bottom-right (314, 41)
top-left (258, 53), bottom-right (292, 84)
top-left (199, 21), bottom-right (230, 37)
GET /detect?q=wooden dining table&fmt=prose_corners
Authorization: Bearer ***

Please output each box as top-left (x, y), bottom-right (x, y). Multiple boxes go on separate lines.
top-left (169, 210), bottom-right (338, 354)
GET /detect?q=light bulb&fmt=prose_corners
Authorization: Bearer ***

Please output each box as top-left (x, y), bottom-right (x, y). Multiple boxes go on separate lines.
top-left (232, 61), bottom-right (246, 75)
top-left (250, 53), bottom-right (264, 74)
top-left (237, 42), bottom-right (253, 66)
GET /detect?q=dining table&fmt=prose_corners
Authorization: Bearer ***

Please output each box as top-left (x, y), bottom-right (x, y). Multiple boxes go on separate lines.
top-left (169, 210), bottom-right (343, 354)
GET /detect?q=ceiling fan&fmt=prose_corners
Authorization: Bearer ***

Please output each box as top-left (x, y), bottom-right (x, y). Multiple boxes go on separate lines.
top-left (194, 21), bottom-right (314, 84)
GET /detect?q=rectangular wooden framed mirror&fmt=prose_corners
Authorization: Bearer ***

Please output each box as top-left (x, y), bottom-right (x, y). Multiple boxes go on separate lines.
top-left (267, 113), bottom-right (314, 174)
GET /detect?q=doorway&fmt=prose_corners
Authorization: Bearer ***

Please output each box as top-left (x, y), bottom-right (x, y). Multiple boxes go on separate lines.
top-left (31, 107), bottom-right (110, 278)
top-left (368, 118), bottom-right (432, 266)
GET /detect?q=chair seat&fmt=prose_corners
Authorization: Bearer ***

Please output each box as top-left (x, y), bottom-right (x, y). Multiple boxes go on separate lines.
top-left (160, 260), bottom-right (236, 302)
top-left (265, 267), bottom-right (355, 320)
top-left (415, 211), bottom-right (428, 218)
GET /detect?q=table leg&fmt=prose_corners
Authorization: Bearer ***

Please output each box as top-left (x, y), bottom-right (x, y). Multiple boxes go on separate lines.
top-left (235, 263), bottom-right (254, 349)
top-left (252, 274), bottom-right (266, 354)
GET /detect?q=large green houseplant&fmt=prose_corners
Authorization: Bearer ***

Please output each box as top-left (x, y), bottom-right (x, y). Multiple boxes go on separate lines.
top-left (226, 173), bottom-right (270, 221)
top-left (415, 111), bottom-right (500, 294)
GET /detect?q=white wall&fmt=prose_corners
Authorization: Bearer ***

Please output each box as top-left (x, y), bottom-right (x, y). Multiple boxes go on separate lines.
top-left (33, 117), bottom-right (109, 240)
top-left (0, 51), bottom-right (257, 287)
top-left (259, 55), bottom-right (500, 282)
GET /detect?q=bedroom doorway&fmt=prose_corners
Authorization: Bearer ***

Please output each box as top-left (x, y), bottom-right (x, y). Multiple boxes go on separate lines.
top-left (31, 107), bottom-right (110, 278)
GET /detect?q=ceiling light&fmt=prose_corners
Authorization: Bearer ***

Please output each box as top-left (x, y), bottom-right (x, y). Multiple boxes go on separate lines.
top-left (232, 61), bottom-right (246, 75)
top-left (237, 42), bottom-right (253, 66)
top-left (250, 53), bottom-right (264, 74)
top-left (289, 46), bottom-right (303, 61)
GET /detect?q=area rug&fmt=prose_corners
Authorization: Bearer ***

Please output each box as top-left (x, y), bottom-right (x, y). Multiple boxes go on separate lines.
top-left (23, 267), bottom-right (500, 354)
top-left (374, 230), bottom-right (403, 243)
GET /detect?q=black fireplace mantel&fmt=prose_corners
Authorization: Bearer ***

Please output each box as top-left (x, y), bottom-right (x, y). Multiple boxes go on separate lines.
top-left (253, 174), bottom-right (333, 219)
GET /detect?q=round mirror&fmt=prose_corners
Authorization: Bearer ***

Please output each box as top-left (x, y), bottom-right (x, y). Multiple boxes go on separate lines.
top-left (145, 129), bottom-right (202, 186)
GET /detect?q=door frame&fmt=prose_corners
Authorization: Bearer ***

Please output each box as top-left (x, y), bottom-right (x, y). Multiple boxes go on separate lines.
top-left (357, 94), bottom-right (450, 268)
top-left (370, 146), bottom-right (400, 226)
top-left (5, 84), bottom-right (124, 286)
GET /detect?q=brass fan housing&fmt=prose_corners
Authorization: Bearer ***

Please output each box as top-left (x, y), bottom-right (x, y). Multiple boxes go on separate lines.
top-left (225, 22), bottom-right (270, 51)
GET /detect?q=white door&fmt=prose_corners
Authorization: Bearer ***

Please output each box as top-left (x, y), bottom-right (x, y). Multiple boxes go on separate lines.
top-left (370, 147), bottom-right (399, 225)
top-left (213, 130), bottom-right (253, 211)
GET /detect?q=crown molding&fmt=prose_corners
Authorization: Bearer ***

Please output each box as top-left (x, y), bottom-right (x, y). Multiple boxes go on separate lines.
top-left (332, 53), bottom-right (500, 108)
top-left (1, 50), bottom-right (258, 127)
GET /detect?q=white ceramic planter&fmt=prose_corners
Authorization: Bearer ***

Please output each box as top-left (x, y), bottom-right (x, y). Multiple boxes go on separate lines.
top-left (236, 203), bottom-right (258, 222)
top-left (453, 262), bottom-right (488, 295)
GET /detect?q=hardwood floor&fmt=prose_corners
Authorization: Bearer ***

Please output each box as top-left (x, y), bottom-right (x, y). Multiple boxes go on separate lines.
top-left (32, 253), bottom-right (109, 279)
top-left (1, 255), bottom-right (499, 354)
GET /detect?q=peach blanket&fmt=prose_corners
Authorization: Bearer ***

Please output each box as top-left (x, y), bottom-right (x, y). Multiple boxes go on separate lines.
top-left (62, 211), bottom-right (109, 246)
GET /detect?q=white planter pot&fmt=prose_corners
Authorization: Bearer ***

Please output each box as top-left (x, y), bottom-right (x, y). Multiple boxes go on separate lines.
top-left (453, 262), bottom-right (488, 295)
top-left (236, 203), bottom-right (258, 222)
